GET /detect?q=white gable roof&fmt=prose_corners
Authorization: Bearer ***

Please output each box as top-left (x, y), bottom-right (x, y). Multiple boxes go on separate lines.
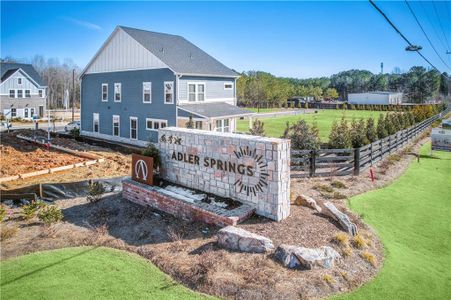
top-left (83, 27), bottom-right (170, 75)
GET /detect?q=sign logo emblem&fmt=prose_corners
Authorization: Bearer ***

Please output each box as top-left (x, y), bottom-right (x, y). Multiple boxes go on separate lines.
top-left (135, 159), bottom-right (148, 181)
top-left (233, 146), bottom-right (268, 196)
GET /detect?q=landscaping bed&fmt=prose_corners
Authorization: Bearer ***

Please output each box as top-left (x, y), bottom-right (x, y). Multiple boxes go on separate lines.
top-left (1, 130), bottom-right (131, 190)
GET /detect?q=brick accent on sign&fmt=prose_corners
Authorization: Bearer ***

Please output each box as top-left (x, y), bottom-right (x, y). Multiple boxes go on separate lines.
top-left (122, 179), bottom-right (255, 227)
top-left (158, 127), bottom-right (291, 221)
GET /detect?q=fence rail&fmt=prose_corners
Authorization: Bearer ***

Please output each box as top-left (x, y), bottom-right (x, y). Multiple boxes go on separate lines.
top-left (290, 108), bottom-right (449, 178)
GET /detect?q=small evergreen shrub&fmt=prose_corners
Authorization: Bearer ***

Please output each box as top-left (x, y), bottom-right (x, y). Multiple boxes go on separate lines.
top-left (366, 117), bottom-right (378, 143)
top-left (313, 184), bottom-right (334, 193)
top-left (249, 119), bottom-right (265, 136)
top-left (87, 182), bottom-right (106, 203)
top-left (328, 118), bottom-right (351, 149)
top-left (142, 143), bottom-right (160, 169)
top-left (21, 201), bottom-right (47, 221)
top-left (331, 180), bottom-right (347, 189)
top-left (350, 118), bottom-right (369, 148)
top-left (38, 205), bottom-right (63, 227)
top-left (282, 120), bottom-right (320, 150)
top-left (185, 116), bottom-right (194, 129)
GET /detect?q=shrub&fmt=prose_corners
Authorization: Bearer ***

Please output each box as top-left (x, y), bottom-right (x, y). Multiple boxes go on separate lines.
top-left (361, 251), bottom-right (377, 267)
top-left (21, 201), bottom-right (47, 221)
top-left (384, 113), bottom-right (397, 135)
top-left (142, 143), bottom-right (160, 169)
top-left (87, 182), bottom-right (106, 203)
top-left (331, 180), bottom-right (347, 189)
top-left (352, 234), bottom-right (367, 249)
top-left (0, 225), bottom-right (18, 241)
top-left (282, 119), bottom-right (320, 150)
top-left (332, 191), bottom-right (347, 199)
top-left (313, 184), bottom-right (334, 193)
top-left (329, 118), bottom-right (351, 149)
top-left (342, 246), bottom-right (353, 257)
top-left (185, 116), bottom-right (194, 129)
top-left (366, 117), bottom-right (378, 143)
top-left (70, 128), bottom-right (80, 137)
top-left (397, 113), bottom-right (406, 129)
top-left (390, 113), bottom-right (401, 132)
top-left (350, 118), bottom-right (369, 148)
top-left (38, 205), bottom-right (63, 227)
top-left (0, 204), bottom-right (6, 222)
top-left (249, 119), bottom-right (265, 137)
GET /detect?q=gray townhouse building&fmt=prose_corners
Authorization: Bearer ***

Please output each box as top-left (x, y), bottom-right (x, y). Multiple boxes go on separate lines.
top-left (1, 62), bottom-right (47, 120)
top-left (80, 26), bottom-right (252, 146)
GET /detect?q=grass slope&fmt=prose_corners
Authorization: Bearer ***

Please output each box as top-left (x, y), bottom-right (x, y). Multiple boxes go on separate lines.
top-left (237, 109), bottom-right (386, 141)
top-left (0, 246), bottom-right (212, 300)
top-left (336, 143), bottom-right (451, 300)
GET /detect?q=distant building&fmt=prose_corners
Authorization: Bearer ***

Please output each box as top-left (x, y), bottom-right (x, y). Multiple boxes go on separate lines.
top-left (348, 92), bottom-right (403, 105)
top-left (0, 62), bottom-right (47, 119)
top-left (80, 26), bottom-right (252, 146)
top-left (287, 96), bottom-right (314, 107)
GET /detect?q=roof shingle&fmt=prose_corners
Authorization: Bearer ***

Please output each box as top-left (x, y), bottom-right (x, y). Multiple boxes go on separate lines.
top-left (0, 62), bottom-right (45, 86)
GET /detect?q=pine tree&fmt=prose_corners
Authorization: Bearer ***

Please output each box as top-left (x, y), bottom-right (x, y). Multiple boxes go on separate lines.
top-left (283, 120), bottom-right (320, 150)
top-left (385, 114), bottom-right (396, 135)
top-left (366, 117), bottom-right (378, 143)
top-left (329, 118), bottom-right (351, 149)
top-left (377, 114), bottom-right (388, 139)
top-left (350, 119), bottom-right (369, 148)
top-left (249, 119), bottom-right (265, 136)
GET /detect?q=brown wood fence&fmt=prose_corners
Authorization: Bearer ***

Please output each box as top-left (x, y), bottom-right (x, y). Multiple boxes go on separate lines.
top-left (290, 109), bottom-right (448, 178)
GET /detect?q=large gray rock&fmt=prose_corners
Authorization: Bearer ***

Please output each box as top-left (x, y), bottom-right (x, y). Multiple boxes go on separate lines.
top-left (323, 201), bottom-right (358, 236)
top-left (275, 244), bottom-right (341, 270)
top-left (217, 226), bottom-right (274, 253)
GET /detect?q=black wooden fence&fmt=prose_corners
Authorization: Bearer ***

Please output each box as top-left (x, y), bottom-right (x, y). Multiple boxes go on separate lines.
top-left (290, 109), bottom-right (449, 178)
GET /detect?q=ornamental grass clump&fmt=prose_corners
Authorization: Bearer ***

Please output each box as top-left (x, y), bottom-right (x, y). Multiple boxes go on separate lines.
top-left (361, 251), bottom-right (377, 267)
top-left (352, 234), bottom-right (367, 249)
top-left (334, 232), bottom-right (350, 247)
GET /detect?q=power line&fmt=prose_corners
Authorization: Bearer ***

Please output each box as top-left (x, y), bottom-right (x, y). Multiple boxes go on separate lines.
top-left (369, 0), bottom-right (449, 79)
top-left (432, 0), bottom-right (450, 50)
top-left (405, 0), bottom-right (450, 70)
top-left (419, 0), bottom-right (449, 53)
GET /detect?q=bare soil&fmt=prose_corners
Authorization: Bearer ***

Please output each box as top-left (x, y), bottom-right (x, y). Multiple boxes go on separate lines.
top-left (0, 132), bottom-right (428, 300)
top-left (1, 130), bottom-right (131, 190)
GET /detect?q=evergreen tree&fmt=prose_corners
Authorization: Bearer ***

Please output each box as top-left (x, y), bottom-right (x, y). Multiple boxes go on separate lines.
top-left (377, 114), bottom-right (388, 139)
top-left (385, 114), bottom-right (397, 135)
top-left (283, 120), bottom-right (320, 150)
top-left (329, 118), bottom-right (351, 148)
top-left (366, 117), bottom-right (378, 143)
top-left (350, 119), bottom-right (369, 148)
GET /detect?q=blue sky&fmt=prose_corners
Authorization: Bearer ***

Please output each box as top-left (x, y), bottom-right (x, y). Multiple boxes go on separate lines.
top-left (1, 1), bottom-right (450, 78)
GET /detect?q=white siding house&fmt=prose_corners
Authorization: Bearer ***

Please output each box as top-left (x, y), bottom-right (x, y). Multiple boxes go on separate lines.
top-left (348, 92), bottom-right (403, 105)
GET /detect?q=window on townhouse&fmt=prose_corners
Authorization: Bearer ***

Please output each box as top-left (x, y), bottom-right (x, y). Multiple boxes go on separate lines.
top-left (24, 108), bottom-right (29, 118)
top-left (102, 84), bottom-right (108, 101)
top-left (164, 81), bottom-right (174, 104)
top-left (143, 82), bottom-right (151, 103)
top-left (195, 121), bottom-right (203, 130)
top-left (224, 83), bottom-right (233, 90)
top-left (93, 113), bottom-right (99, 133)
top-left (130, 117), bottom-right (138, 139)
top-left (17, 78), bottom-right (22, 85)
top-left (215, 119), bottom-right (230, 132)
top-left (188, 83), bottom-right (205, 102)
top-left (9, 90), bottom-right (15, 98)
top-left (38, 89), bottom-right (43, 98)
top-left (146, 118), bottom-right (167, 131)
top-left (17, 90), bottom-right (23, 98)
top-left (11, 108), bottom-right (16, 117)
top-left (114, 83), bottom-right (121, 102)
top-left (113, 115), bottom-right (120, 136)
top-left (25, 90), bottom-right (31, 98)
top-left (30, 108), bottom-right (34, 117)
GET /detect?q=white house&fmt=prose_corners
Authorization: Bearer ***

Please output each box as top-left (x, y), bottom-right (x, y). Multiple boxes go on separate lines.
top-left (348, 92), bottom-right (403, 105)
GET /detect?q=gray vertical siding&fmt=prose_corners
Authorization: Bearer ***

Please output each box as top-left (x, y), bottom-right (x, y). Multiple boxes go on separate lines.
top-left (81, 68), bottom-right (176, 143)
top-left (178, 76), bottom-right (235, 102)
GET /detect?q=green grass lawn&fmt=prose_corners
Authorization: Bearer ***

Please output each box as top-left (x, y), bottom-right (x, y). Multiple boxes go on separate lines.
top-left (335, 142), bottom-right (451, 300)
top-left (0, 247), bottom-right (212, 300)
top-left (237, 109), bottom-right (387, 141)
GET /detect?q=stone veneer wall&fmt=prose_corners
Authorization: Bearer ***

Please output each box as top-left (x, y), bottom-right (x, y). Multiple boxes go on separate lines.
top-left (158, 127), bottom-right (290, 221)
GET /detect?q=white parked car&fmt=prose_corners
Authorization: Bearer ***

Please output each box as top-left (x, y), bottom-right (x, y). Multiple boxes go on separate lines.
top-left (65, 121), bottom-right (80, 132)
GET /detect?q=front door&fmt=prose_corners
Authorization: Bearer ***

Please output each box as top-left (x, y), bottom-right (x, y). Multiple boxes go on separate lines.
top-left (39, 106), bottom-right (44, 117)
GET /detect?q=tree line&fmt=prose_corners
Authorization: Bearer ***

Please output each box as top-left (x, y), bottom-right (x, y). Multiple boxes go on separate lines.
top-left (237, 67), bottom-right (449, 107)
top-left (1, 55), bottom-right (81, 110)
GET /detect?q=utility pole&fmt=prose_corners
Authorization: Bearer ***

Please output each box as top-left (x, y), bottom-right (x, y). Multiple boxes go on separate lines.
top-left (72, 69), bottom-right (75, 122)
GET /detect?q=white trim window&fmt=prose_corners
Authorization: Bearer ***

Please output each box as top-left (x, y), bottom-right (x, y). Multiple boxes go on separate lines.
top-left (102, 83), bottom-right (108, 102)
top-left (195, 121), bottom-right (203, 130)
top-left (112, 115), bottom-right (120, 136)
top-left (25, 90), bottom-right (31, 98)
top-left (17, 78), bottom-right (22, 85)
top-left (224, 83), bottom-right (233, 90)
top-left (143, 82), bottom-right (152, 103)
top-left (130, 117), bottom-right (138, 140)
top-left (17, 90), bottom-right (23, 98)
top-left (38, 89), bottom-right (43, 98)
top-left (93, 113), bottom-right (100, 133)
top-left (114, 83), bottom-right (121, 102)
top-left (9, 90), bottom-right (15, 98)
top-left (164, 81), bottom-right (174, 104)
top-left (24, 108), bottom-right (29, 118)
top-left (188, 83), bottom-right (205, 102)
top-left (11, 108), bottom-right (17, 117)
top-left (146, 118), bottom-right (167, 131)
top-left (215, 119), bottom-right (230, 133)
top-left (30, 108), bottom-right (35, 117)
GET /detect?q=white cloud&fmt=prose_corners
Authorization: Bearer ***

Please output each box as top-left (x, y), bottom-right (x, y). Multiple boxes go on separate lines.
top-left (62, 17), bottom-right (102, 31)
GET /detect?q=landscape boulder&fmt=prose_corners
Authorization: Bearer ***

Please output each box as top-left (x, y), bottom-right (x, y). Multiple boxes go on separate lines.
top-left (217, 226), bottom-right (274, 253)
top-left (274, 244), bottom-right (341, 270)
top-left (294, 194), bottom-right (322, 213)
top-left (322, 201), bottom-right (358, 236)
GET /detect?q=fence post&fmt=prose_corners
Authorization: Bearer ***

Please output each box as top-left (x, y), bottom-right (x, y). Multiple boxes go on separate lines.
top-left (388, 136), bottom-right (392, 154)
top-left (370, 142), bottom-right (373, 165)
top-left (309, 150), bottom-right (316, 177)
top-left (354, 148), bottom-right (361, 176)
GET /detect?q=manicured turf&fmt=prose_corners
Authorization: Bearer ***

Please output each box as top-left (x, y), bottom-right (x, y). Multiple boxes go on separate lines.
top-left (237, 109), bottom-right (387, 141)
top-left (0, 247), bottom-right (212, 300)
top-left (335, 142), bottom-right (451, 300)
